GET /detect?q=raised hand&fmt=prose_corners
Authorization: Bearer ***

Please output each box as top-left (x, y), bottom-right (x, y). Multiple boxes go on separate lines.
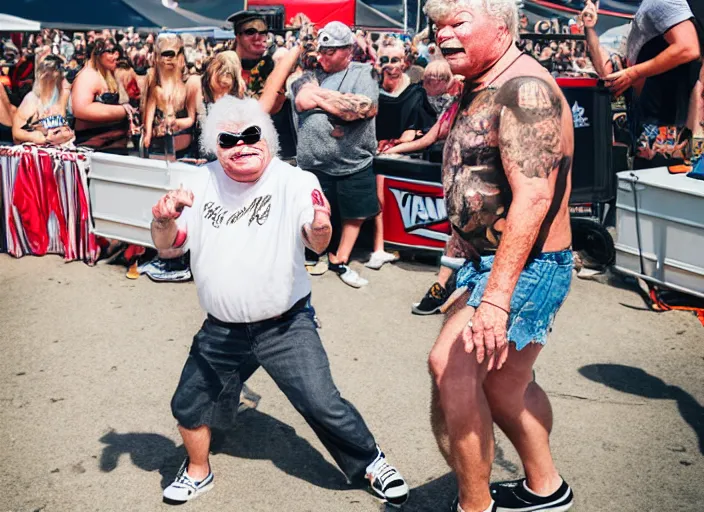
top-left (303, 189), bottom-right (332, 254)
top-left (580, 0), bottom-right (598, 30)
top-left (311, 189), bottom-right (331, 229)
top-left (152, 186), bottom-right (194, 223)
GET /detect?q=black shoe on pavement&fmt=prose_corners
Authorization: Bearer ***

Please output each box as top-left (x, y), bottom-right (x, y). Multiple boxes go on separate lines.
top-left (490, 478), bottom-right (574, 511)
top-left (412, 282), bottom-right (449, 315)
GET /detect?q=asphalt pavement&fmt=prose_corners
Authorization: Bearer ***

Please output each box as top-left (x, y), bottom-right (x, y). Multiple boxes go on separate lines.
top-left (1, 254), bottom-right (702, 512)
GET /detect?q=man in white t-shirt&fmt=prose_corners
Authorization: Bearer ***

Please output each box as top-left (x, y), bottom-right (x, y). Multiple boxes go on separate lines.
top-left (150, 96), bottom-right (409, 507)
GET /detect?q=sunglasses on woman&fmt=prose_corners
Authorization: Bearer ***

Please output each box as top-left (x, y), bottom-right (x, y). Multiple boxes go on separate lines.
top-left (98, 46), bottom-right (120, 55)
top-left (43, 55), bottom-right (65, 70)
top-left (379, 56), bottom-right (403, 65)
top-left (160, 49), bottom-right (182, 58)
top-left (239, 28), bottom-right (268, 37)
top-left (217, 126), bottom-right (262, 148)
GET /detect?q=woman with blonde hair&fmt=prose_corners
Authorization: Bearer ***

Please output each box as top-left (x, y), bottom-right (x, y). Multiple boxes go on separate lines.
top-left (71, 37), bottom-right (136, 154)
top-left (200, 50), bottom-right (246, 107)
top-left (12, 54), bottom-right (73, 145)
top-left (142, 33), bottom-right (197, 159)
top-left (422, 59), bottom-right (456, 114)
top-left (200, 47), bottom-right (301, 115)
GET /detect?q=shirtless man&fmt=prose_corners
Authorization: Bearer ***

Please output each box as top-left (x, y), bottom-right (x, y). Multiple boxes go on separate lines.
top-left (423, 0), bottom-right (575, 511)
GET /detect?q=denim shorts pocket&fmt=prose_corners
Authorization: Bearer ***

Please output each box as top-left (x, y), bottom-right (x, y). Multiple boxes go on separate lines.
top-left (508, 262), bottom-right (545, 312)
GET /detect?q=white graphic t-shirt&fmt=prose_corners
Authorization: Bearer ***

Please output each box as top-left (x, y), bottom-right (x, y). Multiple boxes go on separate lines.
top-left (178, 157), bottom-right (320, 323)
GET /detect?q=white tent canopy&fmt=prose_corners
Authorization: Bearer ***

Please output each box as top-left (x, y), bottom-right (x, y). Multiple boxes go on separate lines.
top-left (0, 13), bottom-right (41, 32)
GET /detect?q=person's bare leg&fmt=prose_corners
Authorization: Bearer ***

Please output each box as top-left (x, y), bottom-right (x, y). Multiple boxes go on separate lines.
top-left (158, 248), bottom-right (183, 260)
top-left (437, 265), bottom-right (453, 288)
top-left (373, 175), bottom-right (385, 253)
top-left (430, 291), bottom-right (468, 464)
top-left (484, 344), bottom-right (562, 495)
top-left (329, 219), bottom-right (365, 264)
top-left (428, 302), bottom-right (494, 512)
top-left (177, 425), bottom-right (211, 480)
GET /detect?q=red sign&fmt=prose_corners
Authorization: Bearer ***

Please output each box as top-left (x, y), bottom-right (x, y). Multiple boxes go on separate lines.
top-left (382, 176), bottom-right (450, 251)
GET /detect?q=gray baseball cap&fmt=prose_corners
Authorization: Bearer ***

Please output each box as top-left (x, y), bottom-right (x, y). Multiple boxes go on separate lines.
top-left (317, 21), bottom-right (354, 48)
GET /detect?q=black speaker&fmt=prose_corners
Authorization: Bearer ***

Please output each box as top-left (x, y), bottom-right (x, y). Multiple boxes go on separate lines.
top-left (249, 5), bottom-right (285, 32)
top-left (559, 79), bottom-right (614, 205)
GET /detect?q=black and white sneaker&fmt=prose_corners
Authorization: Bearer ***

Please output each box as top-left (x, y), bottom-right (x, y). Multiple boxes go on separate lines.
top-left (162, 457), bottom-right (214, 505)
top-left (365, 447), bottom-right (409, 507)
top-left (329, 262), bottom-right (368, 288)
top-left (491, 478), bottom-right (574, 511)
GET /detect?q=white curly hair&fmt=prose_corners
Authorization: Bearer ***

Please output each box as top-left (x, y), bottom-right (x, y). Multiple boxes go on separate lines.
top-left (424, 0), bottom-right (519, 42)
top-left (200, 96), bottom-right (280, 157)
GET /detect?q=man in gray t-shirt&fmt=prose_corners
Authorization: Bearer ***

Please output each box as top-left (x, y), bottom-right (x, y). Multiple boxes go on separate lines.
top-left (583, 0), bottom-right (701, 168)
top-left (292, 22), bottom-right (380, 288)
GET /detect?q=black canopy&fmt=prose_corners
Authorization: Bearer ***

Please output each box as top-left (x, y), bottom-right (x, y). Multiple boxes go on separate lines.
top-left (1, 0), bottom-right (229, 30)
top-left (170, 0), bottom-right (245, 22)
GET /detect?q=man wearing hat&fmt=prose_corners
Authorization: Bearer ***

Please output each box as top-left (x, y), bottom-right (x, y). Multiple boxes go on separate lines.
top-left (292, 21), bottom-right (385, 288)
top-left (228, 10), bottom-right (286, 114)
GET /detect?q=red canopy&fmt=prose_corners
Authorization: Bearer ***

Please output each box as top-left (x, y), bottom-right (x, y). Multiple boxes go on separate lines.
top-left (248, 0), bottom-right (355, 27)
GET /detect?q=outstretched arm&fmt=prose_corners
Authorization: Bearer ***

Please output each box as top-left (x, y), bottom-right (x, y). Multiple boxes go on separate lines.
top-left (605, 20), bottom-right (701, 97)
top-left (150, 187), bottom-right (193, 252)
top-left (384, 120), bottom-right (441, 154)
top-left (581, 0), bottom-right (616, 77)
top-left (260, 46), bottom-right (301, 114)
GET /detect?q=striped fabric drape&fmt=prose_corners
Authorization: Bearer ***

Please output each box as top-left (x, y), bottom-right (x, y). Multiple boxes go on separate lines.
top-left (0, 145), bottom-right (99, 264)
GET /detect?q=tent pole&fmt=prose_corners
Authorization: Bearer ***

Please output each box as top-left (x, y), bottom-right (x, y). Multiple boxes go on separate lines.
top-left (404, 0), bottom-right (408, 33)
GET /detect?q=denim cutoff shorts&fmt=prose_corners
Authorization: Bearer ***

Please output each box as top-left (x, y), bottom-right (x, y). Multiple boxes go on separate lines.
top-left (456, 250), bottom-right (574, 350)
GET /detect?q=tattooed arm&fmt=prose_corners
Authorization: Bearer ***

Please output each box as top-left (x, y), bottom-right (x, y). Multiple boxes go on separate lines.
top-left (312, 89), bottom-right (377, 121)
top-left (293, 68), bottom-right (378, 121)
top-left (482, 77), bottom-right (564, 309)
top-left (461, 76), bottom-right (566, 370)
top-left (292, 72), bottom-right (321, 111)
top-left (296, 86), bottom-right (377, 120)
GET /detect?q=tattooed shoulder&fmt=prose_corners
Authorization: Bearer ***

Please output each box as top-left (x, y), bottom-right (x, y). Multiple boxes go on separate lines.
top-left (494, 76), bottom-right (564, 179)
top-left (291, 71), bottom-right (319, 98)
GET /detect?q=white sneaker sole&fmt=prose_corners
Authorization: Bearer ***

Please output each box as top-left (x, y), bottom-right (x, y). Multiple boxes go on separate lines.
top-left (163, 481), bottom-right (214, 505)
top-left (496, 503), bottom-right (573, 512)
top-left (368, 484), bottom-right (409, 508)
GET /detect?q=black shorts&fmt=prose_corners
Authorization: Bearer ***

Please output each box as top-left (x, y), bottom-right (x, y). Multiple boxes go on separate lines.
top-left (313, 166), bottom-right (379, 220)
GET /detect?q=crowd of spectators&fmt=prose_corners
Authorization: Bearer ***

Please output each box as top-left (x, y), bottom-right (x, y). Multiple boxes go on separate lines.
top-left (0, 9), bottom-right (602, 148)
top-left (0, 2), bottom-right (701, 299)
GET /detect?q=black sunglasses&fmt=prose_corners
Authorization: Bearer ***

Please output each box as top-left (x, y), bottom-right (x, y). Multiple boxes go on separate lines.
top-left (98, 46), bottom-right (120, 55)
top-left (239, 28), bottom-right (268, 37)
top-left (379, 56), bottom-right (403, 65)
top-left (217, 126), bottom-right (262, 148)
top-left (160, 49), bottom-right (182, 58)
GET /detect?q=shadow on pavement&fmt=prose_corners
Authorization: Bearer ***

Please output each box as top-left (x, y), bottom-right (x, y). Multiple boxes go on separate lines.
top-left (397, 472), bottom-right (457, 512)
top-left (98, 409), bottom-right (350, 490)
top-left (579, 364), bottom-right (704, 454)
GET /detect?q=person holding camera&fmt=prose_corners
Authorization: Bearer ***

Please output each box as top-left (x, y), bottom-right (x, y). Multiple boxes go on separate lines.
top-left (12, 54), bottom-right (73, 146)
